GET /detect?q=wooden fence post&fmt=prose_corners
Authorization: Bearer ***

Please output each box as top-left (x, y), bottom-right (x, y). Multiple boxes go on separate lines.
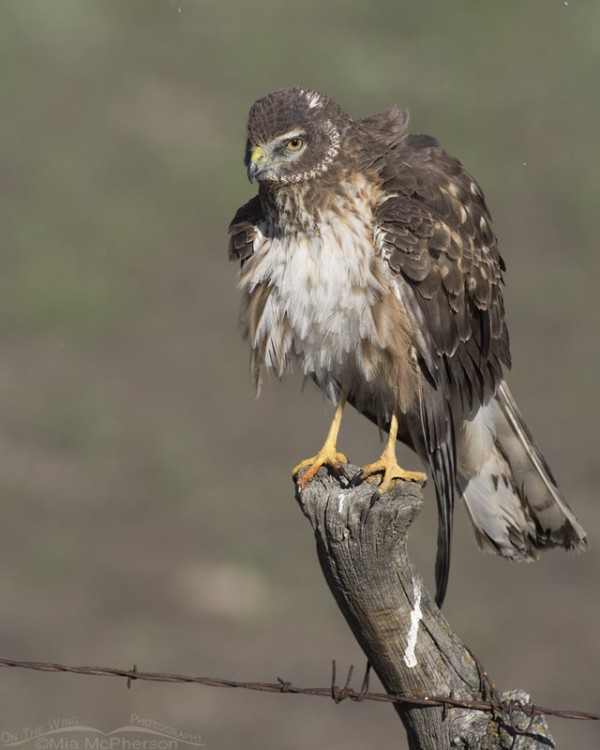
top-left (295, 466), bottom-right (555, 749)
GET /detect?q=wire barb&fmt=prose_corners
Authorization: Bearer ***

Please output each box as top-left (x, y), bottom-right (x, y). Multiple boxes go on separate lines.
top-left (277, 677), bottom-right (292, 693)
top-left (127, 663), bottom-right (138, 690)
top-left (330, 660), bottom-right (341, 703)
top-left (358, 661), bottom-right (371, 702)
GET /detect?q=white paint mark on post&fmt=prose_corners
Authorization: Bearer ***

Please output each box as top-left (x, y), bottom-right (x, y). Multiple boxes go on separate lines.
top-left (337, 493), bottom-right (346, 513)
top-left (403, 580), bottom-right (422, 668)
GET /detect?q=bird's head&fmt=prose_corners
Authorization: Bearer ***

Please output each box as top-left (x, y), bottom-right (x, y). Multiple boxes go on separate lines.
top-left (244, 87), bottom-right (350, 185)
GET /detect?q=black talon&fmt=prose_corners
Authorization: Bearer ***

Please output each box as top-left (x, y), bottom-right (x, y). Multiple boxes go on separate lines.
top-left (371, 489), bottom-right (382, 504)
top-left (349, 469), bottom-right (364, 487)
top-left (336, 464), bottom-right (352, 485)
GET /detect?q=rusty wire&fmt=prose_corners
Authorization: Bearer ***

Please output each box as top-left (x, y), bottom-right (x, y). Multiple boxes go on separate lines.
top-left (0, 656), bottom-right (597, 724)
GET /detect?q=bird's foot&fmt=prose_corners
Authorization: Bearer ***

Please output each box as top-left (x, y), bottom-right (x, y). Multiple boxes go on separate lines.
top-left (351, 458), bottom-right (426, 498)
top-left (293, 448), bottom-right (349, 491)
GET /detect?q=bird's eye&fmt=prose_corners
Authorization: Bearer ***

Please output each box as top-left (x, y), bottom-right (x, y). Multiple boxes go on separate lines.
top-left (286, 137), bottom-right (305, 152)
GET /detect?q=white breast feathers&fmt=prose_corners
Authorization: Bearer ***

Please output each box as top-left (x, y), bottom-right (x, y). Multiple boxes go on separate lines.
top-left (239, 198), bottom-right (388, 387)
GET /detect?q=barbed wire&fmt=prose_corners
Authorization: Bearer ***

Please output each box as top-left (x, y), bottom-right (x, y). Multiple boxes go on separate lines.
top-left (0, 656), bottom-right (597, 724)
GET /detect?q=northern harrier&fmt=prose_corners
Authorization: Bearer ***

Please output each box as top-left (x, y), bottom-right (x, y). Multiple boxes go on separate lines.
top-left (228, 87), bottom-right (586, 605)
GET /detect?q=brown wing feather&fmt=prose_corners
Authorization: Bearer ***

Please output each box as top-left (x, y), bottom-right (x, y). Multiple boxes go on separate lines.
top-left (376, 134), bottom-right (510, 411)
top-left (228, 195), bottom-right (264, 264)
top-left (356, 106), bottom-right (410, 148)
top-left (373, 133), bottom-right (511, 605)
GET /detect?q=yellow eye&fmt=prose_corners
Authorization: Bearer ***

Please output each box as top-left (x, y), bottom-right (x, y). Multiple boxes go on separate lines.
top-left (286, 137), bottom-right (305, 152)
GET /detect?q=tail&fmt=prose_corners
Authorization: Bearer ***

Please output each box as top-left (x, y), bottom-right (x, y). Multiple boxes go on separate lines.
top-left (457, 381), bottom-right (587, 559)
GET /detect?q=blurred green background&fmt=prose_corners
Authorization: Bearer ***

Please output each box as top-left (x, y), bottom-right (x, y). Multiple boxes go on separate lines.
top-left (0, 1), bottom-right (598, 747)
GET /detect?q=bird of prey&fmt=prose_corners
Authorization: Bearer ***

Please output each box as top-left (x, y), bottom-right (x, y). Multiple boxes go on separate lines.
top-left (228, 87), bottom-right (586, 606)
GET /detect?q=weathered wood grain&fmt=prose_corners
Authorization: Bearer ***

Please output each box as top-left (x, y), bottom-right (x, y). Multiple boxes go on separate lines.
top-left (296, 467), bottom-right (555, 749)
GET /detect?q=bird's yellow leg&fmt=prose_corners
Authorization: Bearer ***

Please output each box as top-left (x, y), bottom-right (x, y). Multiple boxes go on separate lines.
top-left (358, 414), bottom-right (427, 495)
top-left (293, 394), bottom-right (348, 490)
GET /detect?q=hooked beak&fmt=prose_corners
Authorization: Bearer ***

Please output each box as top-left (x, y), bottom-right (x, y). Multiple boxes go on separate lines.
top-left (247, 145), bottom-right (266, 183)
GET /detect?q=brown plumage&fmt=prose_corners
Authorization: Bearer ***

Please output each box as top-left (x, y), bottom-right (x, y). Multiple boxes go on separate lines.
top-left (228, 87), bottom-right (586, 606)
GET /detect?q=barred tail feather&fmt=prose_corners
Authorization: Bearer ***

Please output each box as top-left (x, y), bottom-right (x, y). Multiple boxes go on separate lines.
top-left (457, 381), bottom-right (587, 559)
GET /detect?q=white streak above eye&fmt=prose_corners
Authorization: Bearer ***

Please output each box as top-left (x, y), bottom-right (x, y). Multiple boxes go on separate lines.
top-left (337, 492), bottom-right (346, 513)
top-left (403, 580), bottom-right (422, 668)
top-left (275, 128), bottom-right (305, 143)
